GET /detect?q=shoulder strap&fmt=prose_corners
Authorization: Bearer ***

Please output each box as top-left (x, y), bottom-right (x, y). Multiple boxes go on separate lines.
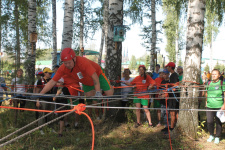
top-left (208, 81), bottom-right (211, 85)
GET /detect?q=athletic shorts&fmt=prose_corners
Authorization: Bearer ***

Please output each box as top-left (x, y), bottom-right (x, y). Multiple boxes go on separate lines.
top-left (82, 73), bottom-right (111, 93)
top-left (133, 97), bottom-right (149, 106)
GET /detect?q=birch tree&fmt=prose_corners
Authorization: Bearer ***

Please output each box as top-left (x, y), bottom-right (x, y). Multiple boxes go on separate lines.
top-left (61, 0), bottom-right (74, 50)
top-left (26, 0), bottom-right (36, 85)
top-left (175, 0), bottom-right (206, 138)
top-left (105, 0), bottom-right (123, 82)
top-left (98, 0), bottom-right (109, 65)
top-left (79, 0), bottom-right (84, 56)
top-left (150, 0), bottom-right (156, 73)
top-left (52, 0), bottom-right (57, 66)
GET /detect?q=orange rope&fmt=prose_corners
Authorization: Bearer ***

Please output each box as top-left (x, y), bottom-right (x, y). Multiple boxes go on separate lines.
top-left (74, 104), bottom-right (95, 150)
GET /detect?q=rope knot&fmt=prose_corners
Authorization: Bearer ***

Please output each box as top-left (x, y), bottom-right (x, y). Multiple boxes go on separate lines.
top-left (74, 103), bottom-right (86, 115)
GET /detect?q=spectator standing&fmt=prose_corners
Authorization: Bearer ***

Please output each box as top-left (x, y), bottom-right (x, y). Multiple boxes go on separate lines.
top-left (207, 71), bottom-right (211, 81)
top-left (35, 67), bottom-right (55, 135)
top-left (125, 65), bottom-right (155, 128)
top-left (0, 76), bottom-right (8, 106)
top-left (202, 71), bottom-right (207, 84)
top-left (121, 68), bottom-right (133, 107)
top-left (154, 68), bottom-right (164, 127)
top-left (165, 62), bottom-right (179, 132)
top-left (152, 64), bottom-right (160, 80)
top-left (205, 69), bottom-right (225, 144)
top-left (177, 66), bottom-right (183, 82)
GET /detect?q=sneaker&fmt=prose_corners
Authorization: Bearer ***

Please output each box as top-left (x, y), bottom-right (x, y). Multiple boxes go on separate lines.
top-left (134, 122), bottom-right (142, 128)
top-left (40, 130), bottom-right (45, 135)
top-left (207, 135), bottom-right (214, 142)
top-left (214, 137), bottom-right (219, 144)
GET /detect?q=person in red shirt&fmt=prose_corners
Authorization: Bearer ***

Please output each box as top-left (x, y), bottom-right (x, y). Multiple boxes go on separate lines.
top-left (154, 68), bottom-right (164, 127)
top-left (37, 48), bottom-right (114, 108)
top-left (125, 65), bottom-right (155, 128)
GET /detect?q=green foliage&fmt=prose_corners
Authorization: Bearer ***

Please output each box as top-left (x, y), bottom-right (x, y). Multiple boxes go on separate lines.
top-left (203, 0), bottom-right (225, 46)
top-left (162, 0), bottom-right (187, 62)
top-left (1, 0), bottom-right (51, 65)
top-left (72, 0), bottom-right (102, 48)
top-left (129, 55), bottom-right (137, 70)
top-left (145, 55), bottom-right (150, 69)
top-left (213, 62), bottom-right (225, 72)
top-left (197, 121), bottom-right (206, 137)
top-left (204, 64), bottom-right (210, 72)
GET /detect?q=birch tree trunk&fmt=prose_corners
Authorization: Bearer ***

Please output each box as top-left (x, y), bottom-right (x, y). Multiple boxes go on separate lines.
top-left (150, 0), bottom-right (156, 73)
top-left (0, 0), bottom-right (2, 71)
top-left (52, 0), bottom-right (57, 66)
top-left (175, 0), bottom-right (205, 138)
top-left (175, 29), bottom-right (179, 67)
top-left (98, 0), bottom-right (109, 65)
top-left (98, 28), bottom-right (104, 65)
top-left (105, 0), bottom-right (123, 83)
top-left (14, 1), bottom-right (21, 68)
top-left (61, 0), bottom-right (74, 50)
top-left (79, 0), bottom-right (84, 56)
top-left (26, 0), bottom-right (36, 85)
top-left (104, 0), bottom-right (109, 64)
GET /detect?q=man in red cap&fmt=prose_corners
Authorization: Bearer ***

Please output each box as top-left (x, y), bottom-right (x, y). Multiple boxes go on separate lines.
top-left (164, 62), bottom-right (179, 133)
top-left (37, 48), bottom-right (114, 109)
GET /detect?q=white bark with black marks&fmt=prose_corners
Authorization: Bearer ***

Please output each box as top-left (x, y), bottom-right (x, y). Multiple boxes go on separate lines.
top-left (52, 0), bottom-right (57, 66)
top-left (176, 0), bottom-right (205, 138)
top-left (150, 0), bottom-right (156, 72)
top-left (26, 0), bottom-right (36, 85)
top-left (79, 0), bottom-right (84, 56)
top-left (105, 0), bottom-right (123, 83)
top-left (61, 0), bottom-right (74, 50)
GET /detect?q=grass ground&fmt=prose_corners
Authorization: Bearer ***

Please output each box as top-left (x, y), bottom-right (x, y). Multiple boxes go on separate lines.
top-left (0, 100), bottom-right (225, 150)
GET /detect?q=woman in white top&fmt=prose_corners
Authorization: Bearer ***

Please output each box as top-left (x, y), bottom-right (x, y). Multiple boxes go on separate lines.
top-left (11, 69), bottom-right (28, 110)
top-left (121, 68), bottom-right (133, 107)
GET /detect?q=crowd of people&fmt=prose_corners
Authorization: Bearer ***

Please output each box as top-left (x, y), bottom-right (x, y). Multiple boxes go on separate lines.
top-left (0, 47), bottom-right (224, 144)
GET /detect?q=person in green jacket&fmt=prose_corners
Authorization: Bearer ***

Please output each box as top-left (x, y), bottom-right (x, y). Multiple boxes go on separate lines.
top-left (205, 69), bottom-right (225, 144)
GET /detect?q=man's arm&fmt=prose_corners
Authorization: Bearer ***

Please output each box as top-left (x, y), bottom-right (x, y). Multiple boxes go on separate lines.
top-left (91, 72), bottom-right (101, 92)
top-left (36, 79), bottom-right (57, 107)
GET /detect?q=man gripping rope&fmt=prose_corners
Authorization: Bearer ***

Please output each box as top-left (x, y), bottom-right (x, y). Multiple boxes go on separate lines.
top-left (38, 48), bottom-right (114, 107)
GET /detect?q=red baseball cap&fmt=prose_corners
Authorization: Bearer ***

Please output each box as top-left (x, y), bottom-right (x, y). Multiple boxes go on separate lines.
top-left (165, 62), bottom-right (175, 68)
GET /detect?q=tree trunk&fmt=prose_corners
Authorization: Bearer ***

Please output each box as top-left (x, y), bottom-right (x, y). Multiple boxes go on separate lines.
top-left (0, 0), bottom-right (2, 72)
top-left (14, 1), bottom-right (21, 69)
top-left (26, 0), bottom-right (36, 85)
top-left (104, 0), bottom-right (109, 64)
top-left (175, 29), bottom-right (179, 67)
top-left (98, 27), bottom-right (104, 65)
top-left (175, 0), bottom-right (205, 139)
top-left (105, 0), bottom-right (123, 83)
top-left (61, 0), bottom-right (74, 50)
top-left (150, 0), bottom-right (156, 73)
top-left (98, 0), bottom-right (108, 66)
top-left (52, 0), bottom-right (57, 66)
top-left (79, 0), bottom-right (84, 56)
